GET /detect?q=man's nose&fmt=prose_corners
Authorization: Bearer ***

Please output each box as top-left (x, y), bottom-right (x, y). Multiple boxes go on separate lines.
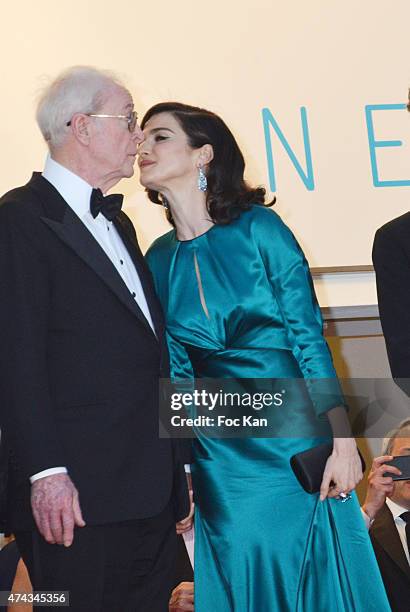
top-left (132, 124), bottom-right (144, 143)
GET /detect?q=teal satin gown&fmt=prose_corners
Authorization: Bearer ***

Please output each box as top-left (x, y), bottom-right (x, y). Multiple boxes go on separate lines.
top-left (146, 206), bottom-right (390, 611)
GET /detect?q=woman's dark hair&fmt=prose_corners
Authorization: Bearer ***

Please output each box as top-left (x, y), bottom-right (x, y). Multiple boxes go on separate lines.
top-left (140, 102), bottom-right (275, 226)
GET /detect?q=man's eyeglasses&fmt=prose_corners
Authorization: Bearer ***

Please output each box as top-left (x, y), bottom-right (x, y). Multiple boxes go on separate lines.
top-left (66, 110), bottom-right (138, 133)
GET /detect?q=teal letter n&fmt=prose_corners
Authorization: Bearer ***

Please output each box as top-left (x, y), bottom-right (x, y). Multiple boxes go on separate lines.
top-left (262, 107), bottom-right (315, 192)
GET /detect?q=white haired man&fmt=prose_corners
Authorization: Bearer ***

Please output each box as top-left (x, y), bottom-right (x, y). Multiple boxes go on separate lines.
top-left (0, 66), bottom-right (189, 611)
top-left (361, 419), bottom-right (410, 612)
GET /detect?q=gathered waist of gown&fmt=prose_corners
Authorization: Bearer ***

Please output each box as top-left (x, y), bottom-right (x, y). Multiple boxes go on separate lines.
top-left (175, 347), bottom-right (332, 441)
top-left (183, 344), bottom-right (344, 420)
top-left (186, 345), bottom-right (303, 379)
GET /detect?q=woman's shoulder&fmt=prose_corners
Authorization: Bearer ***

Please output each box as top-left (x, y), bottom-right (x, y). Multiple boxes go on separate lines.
top-left (146, 229), bottom-right (176, 258)
top-left (145, 229), bottom-right (178, 272)
top-left (242, 204), bottom-right (303, 257)
top-left (241, 204), bottom-right (290, 236)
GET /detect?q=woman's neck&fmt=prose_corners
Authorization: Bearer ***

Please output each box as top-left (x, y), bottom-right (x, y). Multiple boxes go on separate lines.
top-left (161, 185), bottom-right (214, 241)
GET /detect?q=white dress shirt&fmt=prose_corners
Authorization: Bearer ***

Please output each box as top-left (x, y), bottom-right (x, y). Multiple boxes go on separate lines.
top-left (30, 157), bottom-right (154, 483)
top-left (361, 506), bottom-right (375, 530)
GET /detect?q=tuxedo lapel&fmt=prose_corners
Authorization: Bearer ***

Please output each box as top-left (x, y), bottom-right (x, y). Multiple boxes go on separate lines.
top-left (371, 503), bottom-right (410, 580)
top-left (28, 174), bottom-right (157, 338)
top-left (114, 214), bottom-right (165, 339)
top-left (114, 215), bottom-right (171, 373)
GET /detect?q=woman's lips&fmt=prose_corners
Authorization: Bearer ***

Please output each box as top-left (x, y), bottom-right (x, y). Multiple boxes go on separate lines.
top-left (139, 160), bottom-right (155, 168)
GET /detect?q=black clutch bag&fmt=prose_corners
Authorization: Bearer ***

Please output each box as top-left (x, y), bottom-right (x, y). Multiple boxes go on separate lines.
top-left (290, 442), bottom-right (366, 494)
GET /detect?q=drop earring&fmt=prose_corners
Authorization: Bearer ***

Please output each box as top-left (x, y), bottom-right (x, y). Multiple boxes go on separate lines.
top-left (197, 166), bottom-right (207, 192)
top-left (160, 194), bottom-right (169, 209)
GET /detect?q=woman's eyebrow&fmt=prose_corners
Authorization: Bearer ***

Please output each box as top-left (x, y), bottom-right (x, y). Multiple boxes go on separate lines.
top-left (146, 127), bottom-right (175, 134)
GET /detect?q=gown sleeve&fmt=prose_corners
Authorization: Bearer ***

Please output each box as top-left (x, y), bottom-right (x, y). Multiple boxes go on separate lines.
top-left (166, 331), bottom-right (195, 386)
top-left (252, 208), bottom-right (345, 416)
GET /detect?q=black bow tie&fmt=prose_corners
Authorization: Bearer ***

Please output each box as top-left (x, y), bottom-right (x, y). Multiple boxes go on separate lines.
top-left (401, 511), bottom-right (410, 523)
top-left (90, 188), bottom-right (123, 221)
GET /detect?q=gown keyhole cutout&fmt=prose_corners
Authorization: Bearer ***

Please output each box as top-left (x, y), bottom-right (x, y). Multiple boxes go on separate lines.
top-left (193, 251), bottom-right (210, 320)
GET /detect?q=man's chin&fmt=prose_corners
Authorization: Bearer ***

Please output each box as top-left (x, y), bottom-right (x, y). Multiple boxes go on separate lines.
top-left (122, 166), bottom-right (135, 179)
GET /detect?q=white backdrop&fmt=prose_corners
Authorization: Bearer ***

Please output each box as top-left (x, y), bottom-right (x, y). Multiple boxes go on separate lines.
top-left (1, 1), bottom-right (409, 305)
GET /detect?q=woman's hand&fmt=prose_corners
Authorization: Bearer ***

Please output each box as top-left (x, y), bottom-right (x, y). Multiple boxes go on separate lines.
top-left (319, 438), bottom-right (363, 501)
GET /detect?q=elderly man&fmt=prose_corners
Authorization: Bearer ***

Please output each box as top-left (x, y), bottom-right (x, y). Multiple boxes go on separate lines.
top-left (0, 66), bottom-right (189, 611)
top-left (361, 419), bottom-right (410, 612)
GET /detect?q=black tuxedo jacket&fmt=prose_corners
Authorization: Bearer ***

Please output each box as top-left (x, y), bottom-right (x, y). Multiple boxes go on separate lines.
top-left (373, 212), bottom-right (410, 395)
top-left (370, 503), bottom-right (410, 612)
top-left (0, 173), bottom-right (189, 531)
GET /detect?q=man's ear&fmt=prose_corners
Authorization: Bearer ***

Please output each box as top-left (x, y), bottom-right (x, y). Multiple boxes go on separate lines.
top-left (69, 113), bottom-right (91, 145)
top-left (197, 144), bottom-right (214, 167)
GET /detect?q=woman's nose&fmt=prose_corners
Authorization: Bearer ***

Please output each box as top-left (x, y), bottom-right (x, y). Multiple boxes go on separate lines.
top-left (137, 139), bottom-right (150, 155)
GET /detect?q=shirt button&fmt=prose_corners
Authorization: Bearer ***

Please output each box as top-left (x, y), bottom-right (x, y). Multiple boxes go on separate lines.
top-left (107, 226), bottom-right (110, 231)
top-left (120, 259), bottom-right (124, 265)
top-left (132, 292), bottom-right (136, 298)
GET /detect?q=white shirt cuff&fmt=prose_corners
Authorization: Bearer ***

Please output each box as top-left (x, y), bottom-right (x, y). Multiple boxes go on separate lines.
top-left (184, 464), bottom-right (191, 473)
top-left (361, 507), bottom-right (374, 531)
top-left (30, 467), bottom-right (68, 483)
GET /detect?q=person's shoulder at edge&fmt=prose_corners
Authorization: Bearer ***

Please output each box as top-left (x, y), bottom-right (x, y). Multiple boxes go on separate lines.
top-left (375, 210), bottom-right (410, 241)
top-left (0, 178), bottom-right (42, 220)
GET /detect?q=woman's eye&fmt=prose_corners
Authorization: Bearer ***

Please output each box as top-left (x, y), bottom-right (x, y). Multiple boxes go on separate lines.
top-left (154, 134), bottom-right (168, 142)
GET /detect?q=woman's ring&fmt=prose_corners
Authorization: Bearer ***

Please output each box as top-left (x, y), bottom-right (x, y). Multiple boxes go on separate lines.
top-left (336, 492), bottom-right (352, 503)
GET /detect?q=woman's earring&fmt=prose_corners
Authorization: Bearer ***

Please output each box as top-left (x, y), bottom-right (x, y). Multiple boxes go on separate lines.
top-left (160, 195), bottom-right (169, 209)
top-left (197, 166), bottom-right (207, 192)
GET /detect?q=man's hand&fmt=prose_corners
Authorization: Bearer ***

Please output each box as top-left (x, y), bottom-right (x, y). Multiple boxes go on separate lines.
top-left (177, 473), bottom-right (194, 535)
top-left (31, 473), bottom-right (85, 546)
top-left (362, 455), bottom-right (402, 521)
top-left (169, 581), bottom-right (194, 611)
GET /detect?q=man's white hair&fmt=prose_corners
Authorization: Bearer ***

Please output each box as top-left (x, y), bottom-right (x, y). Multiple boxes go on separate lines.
top-left (36, 65), bottom-right (128, 148)
top-left (381, 418), bottom-right (410, 455)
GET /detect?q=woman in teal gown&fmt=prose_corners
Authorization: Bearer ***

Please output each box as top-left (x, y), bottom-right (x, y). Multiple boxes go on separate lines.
top-left (138, 102), bottom-right (391, 611)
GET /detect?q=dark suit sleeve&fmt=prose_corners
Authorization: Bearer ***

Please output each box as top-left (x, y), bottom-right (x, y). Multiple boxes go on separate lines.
top-left (174, 535), bottom-right (194, 585)
top-left (0, 435), bottom-right (8, 532)
top-left (373, 225), bottom-right (410, 395)
top-left (0, 201), bottom-right (66, 479)
top-left (0, 541), bottom-right (20, 592)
